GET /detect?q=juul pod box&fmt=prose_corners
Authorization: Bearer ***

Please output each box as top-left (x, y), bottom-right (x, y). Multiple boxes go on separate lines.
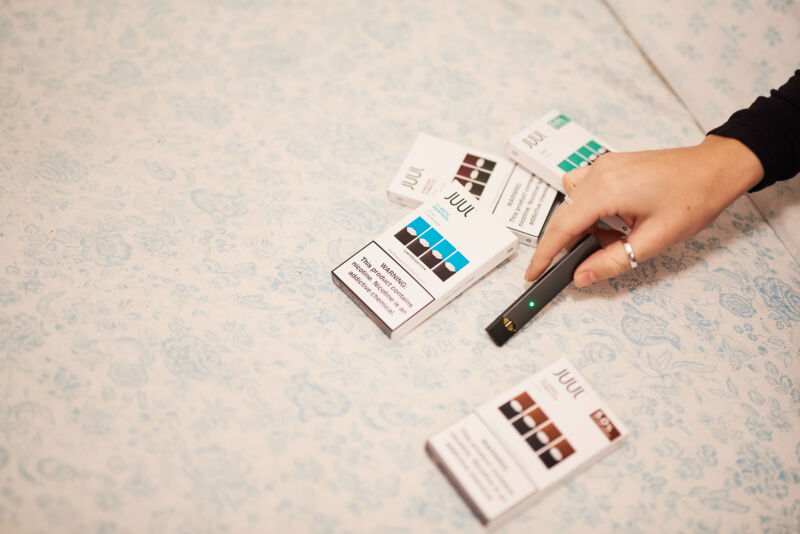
top-left (387, 133), bottom-right (560, 247)
top-left (332, 182), bottom-right (518, 340)
top-left (426, 358), bottom-right (628, 527)
top-left (506, 111), bottom-right (631, 236)
top-left (506, 109), bottom-right (615, 195)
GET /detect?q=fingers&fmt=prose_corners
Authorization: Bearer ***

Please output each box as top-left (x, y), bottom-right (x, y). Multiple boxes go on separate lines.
top-left (524, 199), bottom-right (602, 281)
top-left (526, 154), bottom-right (636, 283)
top-left (572, 222), bottom-right (662, 287)
top-left (562, 165), bottom-right (590, 195)
top-left (564, 222), bottom-right (600, 252)
top-left (572, 230), bottom-right (631, 287)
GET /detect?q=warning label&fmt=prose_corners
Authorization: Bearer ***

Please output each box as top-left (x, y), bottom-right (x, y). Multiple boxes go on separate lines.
top-left (493, 170), bottom-right (557, 239)
top-left (332, 241), bottom-right (434, 331)
top-left (427, 413), bottom-right (535, 523)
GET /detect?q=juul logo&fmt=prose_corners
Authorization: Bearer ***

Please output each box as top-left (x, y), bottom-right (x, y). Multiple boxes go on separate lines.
top-left (401, 166), bottom-right (423, 190)
top-left (521, 130), bottom-right (546, 149)
top-left (443, 191), bottom-right (475, 217)
top-left (498, 391), bottom-right (575, 469)
top-left (552, 368), bottom-right (585, 399)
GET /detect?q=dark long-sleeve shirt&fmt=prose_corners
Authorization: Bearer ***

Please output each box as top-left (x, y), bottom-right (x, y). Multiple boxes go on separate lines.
top-left (708, 69), bottom-right (800, 192)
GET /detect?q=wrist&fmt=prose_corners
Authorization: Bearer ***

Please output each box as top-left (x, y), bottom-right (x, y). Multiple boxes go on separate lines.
top-left (701, 134), bottom-right (764, 197)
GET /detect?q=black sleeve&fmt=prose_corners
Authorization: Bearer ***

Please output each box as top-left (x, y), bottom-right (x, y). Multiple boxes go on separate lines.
top-left (708, 69), bottom-right (800, 192)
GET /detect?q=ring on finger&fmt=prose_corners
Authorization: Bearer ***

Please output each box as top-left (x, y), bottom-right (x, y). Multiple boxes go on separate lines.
top-left (620, 235), bottom-right (638, 269)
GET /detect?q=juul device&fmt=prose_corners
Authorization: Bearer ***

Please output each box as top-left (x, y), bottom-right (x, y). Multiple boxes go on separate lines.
top-left (486, 234), bottom-right (601, 346)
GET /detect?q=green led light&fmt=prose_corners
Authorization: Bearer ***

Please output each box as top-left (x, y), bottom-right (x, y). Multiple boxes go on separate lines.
top-left (528, 300), bottom-right (536, 308)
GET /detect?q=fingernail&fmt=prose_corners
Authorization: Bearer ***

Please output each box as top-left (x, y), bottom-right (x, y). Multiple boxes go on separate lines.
top-left (575, 270), bottom-right (598, 287)
top-left (524, 265), bottom-right (534, 281)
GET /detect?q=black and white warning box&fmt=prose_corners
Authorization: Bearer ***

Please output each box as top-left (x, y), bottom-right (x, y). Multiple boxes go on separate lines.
top-left (335, 241), bottom-right (434, 332)
top-left (332, 182), bottom-right (518, 340)
top-left (426, 358), bottom-right (628, 527)
top-left (387, 133), bottom-right (560, 247)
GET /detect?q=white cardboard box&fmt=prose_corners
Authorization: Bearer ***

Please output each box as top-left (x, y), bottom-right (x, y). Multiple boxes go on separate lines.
top-left (506, 110), bottom-right (631, 235)
top-left (332, 182), bottom-right (518, 339)
top-left (388, 133), bottom-right (560, 246)
top-left (426, 358), bottom-right (628, 527)
top-left (506, 109), bottom-right (615, 194)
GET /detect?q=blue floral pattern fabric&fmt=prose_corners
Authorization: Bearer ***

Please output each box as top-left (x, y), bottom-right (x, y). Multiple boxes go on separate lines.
top-left (0, 1), bottom-right (799, 532)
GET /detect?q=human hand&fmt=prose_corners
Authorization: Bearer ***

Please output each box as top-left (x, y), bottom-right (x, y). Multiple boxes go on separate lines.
top-left (524, 135), bottom-right (764, 286)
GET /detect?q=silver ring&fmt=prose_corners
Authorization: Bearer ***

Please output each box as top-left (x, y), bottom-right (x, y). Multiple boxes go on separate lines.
top-left (620, 235), bottom-right (638, 269)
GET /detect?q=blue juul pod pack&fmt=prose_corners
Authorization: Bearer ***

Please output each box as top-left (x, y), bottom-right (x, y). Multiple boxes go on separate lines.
top-left (332, 182), bottom-right (518, 340)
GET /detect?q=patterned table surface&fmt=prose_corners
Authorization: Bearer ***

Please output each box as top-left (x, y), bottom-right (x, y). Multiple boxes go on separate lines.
top-left (1, 1), bottom-right (799, 533)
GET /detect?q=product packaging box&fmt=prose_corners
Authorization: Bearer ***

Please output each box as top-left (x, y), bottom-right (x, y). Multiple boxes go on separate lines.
top-left (506, 110), bottom-right (630, 234)
top-left (388, 133), bottom-right (560, 246)
top-left (506, 109), bottom-right (615, 195)
top-left (426, 358), bottom-right (628, 527)
top-left (332, 182), bottom-right (518, 340)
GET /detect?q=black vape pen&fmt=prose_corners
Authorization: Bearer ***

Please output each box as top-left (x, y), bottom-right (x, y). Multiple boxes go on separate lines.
top-left (486, 234), bottom-right (601, 346)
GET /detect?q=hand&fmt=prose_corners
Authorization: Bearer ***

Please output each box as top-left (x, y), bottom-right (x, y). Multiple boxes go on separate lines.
top-left (524, 135), bottom-right (764, 286)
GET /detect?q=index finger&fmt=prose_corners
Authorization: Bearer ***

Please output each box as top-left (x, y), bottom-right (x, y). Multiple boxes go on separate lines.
top-left (524, 197), bottom-right (602, 281)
